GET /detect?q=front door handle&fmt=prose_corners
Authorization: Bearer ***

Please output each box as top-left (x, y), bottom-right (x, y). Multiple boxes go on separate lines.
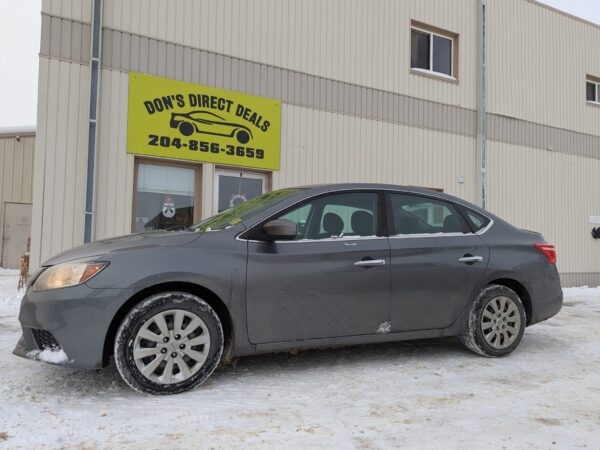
top-left (354, 259), bottom-right (386, 267)
top-left (458, 255), bottom-right (484, 264)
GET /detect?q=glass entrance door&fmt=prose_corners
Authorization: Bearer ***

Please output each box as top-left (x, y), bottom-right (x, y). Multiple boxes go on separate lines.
top-left (214, 170), bottom-right (268, 213)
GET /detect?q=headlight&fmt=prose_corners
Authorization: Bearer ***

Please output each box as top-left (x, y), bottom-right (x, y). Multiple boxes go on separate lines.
top-left (33, 262), bottom-right (108, 291)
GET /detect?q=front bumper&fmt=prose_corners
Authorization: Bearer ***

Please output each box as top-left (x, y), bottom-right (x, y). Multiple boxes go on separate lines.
top-left (13, 283), bottom-right (134, 369)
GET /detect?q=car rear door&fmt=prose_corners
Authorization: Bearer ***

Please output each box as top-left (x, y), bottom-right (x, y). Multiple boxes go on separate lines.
top-left (386, 192), bottom-right (489, 331)
top-left (245, 191), bottom-right (391, 344)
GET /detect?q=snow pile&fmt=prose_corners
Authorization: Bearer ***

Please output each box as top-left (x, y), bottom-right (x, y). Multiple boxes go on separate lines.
top-left (0, 277), bottom-right (598, 448)
top-left (563, 285), bottom-right (600, 296)
top-left (26, 348), bottom-right (70, 365)
top-left (0, 268), bottom-right (24, 311)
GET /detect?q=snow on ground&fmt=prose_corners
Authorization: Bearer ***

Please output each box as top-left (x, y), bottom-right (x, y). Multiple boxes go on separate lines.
top-left (0, 271), bottom-right (599, 449)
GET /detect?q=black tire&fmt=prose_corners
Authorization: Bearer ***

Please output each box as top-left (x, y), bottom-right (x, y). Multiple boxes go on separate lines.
top-left (460, 285), bottom-right (526, 357)
top-left (179, 122), bottom-right (194, 136)
top-left (114, 292), bottom-right (224, 395)
top-left (235, 129), bottom-right (250, 144)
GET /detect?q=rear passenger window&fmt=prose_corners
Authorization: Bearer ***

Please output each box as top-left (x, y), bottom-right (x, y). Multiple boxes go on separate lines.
top-left (463, 208), bottom-right (491, 232)
top-left (390, 193), bottom-right (465, 235)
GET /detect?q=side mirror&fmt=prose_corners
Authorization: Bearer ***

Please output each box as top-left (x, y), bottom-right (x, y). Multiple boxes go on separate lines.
top-left (262, 220), bottom-right (297, 241)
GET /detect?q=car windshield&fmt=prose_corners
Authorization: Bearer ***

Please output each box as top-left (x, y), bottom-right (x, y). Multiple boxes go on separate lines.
top-left (190, 188), bottom-right (303, 232)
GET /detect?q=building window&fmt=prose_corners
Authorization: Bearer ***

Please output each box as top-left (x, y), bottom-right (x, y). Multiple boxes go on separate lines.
top-left (133, 161), bottom-right (200, 232)
top-left (587, 77), bottom-right (600, 104)
top-left (410, 22), bottom-right (457, 80)
top-left (215, 169), bottom-right (268, 213)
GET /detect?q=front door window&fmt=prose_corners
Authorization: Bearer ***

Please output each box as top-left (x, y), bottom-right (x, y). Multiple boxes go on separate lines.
top-left (276, 192), bottom-right (380, 240)
top-left (135, 163), bottom-right (196, 232)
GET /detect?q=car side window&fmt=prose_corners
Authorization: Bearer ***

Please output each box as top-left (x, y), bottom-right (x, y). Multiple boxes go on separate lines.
top-left (463, 208), bottom-right (491, 232)
top-left (277, 204), bottom-right (313, 239)
top-left (274, 192), bottom-right (379, 240)
top-left (390, 193), bottom-right (465, 235)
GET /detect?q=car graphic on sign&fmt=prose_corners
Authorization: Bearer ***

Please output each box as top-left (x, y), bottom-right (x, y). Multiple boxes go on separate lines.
top-left (169, 110), bottom-right (253, 144)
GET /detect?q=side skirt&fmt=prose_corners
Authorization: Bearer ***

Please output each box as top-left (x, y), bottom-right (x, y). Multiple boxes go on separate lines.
top-left (252, 323), bottom-right (464, 356)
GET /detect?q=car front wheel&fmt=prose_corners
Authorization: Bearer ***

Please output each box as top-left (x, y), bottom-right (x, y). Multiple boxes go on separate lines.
top-left (461, 285), bottom-right (526, 357)
top-left (114, 292), bottom-right (224, 395)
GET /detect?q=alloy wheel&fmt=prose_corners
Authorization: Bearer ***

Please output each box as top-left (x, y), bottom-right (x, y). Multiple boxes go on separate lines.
top-left (133, 309), bottom-right (211, 384)
top-left (480, 296), bottom-right (522, 350)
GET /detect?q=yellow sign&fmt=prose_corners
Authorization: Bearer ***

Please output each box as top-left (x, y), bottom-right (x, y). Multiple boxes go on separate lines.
top-left (127, 73), bottom-right (281, 170)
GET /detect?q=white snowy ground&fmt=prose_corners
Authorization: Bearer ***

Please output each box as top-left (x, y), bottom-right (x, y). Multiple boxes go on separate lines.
top-left (0, 269), bottom-right (599, 449)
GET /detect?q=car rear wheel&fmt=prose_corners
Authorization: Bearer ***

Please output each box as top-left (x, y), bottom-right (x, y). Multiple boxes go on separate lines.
top-left (178, 121), bottom-right (194, 136)
top-left (235, 129), bottom-right (250, 144)
top-left (461, 285), bottom-right (526, 357)
top-left (114, 292), bottom-right (223, 395)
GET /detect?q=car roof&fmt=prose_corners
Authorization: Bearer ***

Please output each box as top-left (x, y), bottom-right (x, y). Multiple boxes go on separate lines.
top-left (188, 110), bottom-right (225, 119)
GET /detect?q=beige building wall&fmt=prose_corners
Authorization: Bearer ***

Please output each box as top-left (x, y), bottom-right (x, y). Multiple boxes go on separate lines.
top-left (29, 58), bottom-right (89, 270)
top-left (102, 0), bottom-right (478, 109)
top-left (94, 68), bottom-right (476, 240)
top-left (31, 0), bottom-right (600, 287)
top-left (486, 141), bottom-right (600, 286)
top-left (487, 0), bottom-right (600, 135)
top-left (274, 104), bottom-right (475, 198)
top-left (41, 0), bottom-right (92, 23)
top-left (0, 132), bottom-right (35, 265)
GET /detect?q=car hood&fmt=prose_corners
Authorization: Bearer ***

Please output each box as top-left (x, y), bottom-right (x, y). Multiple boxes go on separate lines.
top-left (42, 231), bottom-right (203, 266)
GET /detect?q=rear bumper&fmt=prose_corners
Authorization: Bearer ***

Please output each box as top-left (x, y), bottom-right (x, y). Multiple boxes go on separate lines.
top-left (528, 270), bottom-right (563, 325)
top-left (13, 284), bottom-right (133, 369)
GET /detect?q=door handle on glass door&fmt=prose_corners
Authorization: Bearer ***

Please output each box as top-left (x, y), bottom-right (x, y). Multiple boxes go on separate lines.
top-left (458, 255), bottom-right (484, 264)
top-left (354, 259), bottom-right (386, 267)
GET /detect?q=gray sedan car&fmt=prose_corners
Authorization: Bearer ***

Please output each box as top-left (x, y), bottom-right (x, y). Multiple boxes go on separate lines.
top-left (14, 184), bottom-right (562, 394)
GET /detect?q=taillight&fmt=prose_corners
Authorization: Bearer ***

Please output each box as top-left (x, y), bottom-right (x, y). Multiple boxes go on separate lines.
top-left (534, 243), bottom-right (556, 264)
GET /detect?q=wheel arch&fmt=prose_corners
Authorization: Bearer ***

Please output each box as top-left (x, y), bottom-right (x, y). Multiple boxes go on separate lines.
top-left (103, 281), bottom-right (235, 366)
top-left (487, 278), bottom-right (533, 325)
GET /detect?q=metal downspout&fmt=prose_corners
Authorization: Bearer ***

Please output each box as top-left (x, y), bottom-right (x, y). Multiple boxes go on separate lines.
top-left (84, 0), bottom-right (103, 243)
top-left (476, 0), bottom-right (487, 209)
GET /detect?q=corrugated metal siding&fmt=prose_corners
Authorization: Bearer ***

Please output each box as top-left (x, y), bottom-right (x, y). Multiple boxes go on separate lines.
top-left (487, 0), bottom-right (600, 137)
top-left (64, 70), bottom-right (477, 244)
top-left (0, 135), bottom-right (35, 264)
top-left (560, 273), bottom-right (600, 288)
top-left (95, 69), bottom-right (135, 240)
top-left (30, 57), bottom-right (90, 270)
top-left (42, 0), bottom-right (92, 23)
top-left (488, 114), bottom-right (600, 159)
top-left (102, 0), bottom-right (477, 109)
top-left (40, 14), bottom-right (91, 63)
top-left (274, 104), bottom-right (475, 201)
top-left (0, 136), bottom-right (35, 204)
top-left (487, 140), bottom-right (600, 276)
top-left (40, 13), bottom-right (600, 161)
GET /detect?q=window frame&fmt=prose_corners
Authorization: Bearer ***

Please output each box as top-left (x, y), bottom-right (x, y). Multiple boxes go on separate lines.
top-left (586, 76), bottom-right (600, 106)
top-left (132, 157), bottom-right (203, 233)
top-left (213, 168), bottom-right (270, 215)
top-left (410, 21), bottom-right (458, 82)
top-left (244, 190), bottom-right (388, 243)
top-left (384, 191), bottom-right (480, 237)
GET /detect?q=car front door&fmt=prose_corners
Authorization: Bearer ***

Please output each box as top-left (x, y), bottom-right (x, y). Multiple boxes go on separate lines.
top-left (245, 191), bottom-right (391, 344)
top-left (387, 192), bottom-right (490, 332)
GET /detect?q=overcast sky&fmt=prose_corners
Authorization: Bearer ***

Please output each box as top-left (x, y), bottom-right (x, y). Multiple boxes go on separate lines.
top-left (0, 0), bottom-right (598, 128)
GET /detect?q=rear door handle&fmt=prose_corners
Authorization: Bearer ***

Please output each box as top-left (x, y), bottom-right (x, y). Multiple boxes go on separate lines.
top-left (354, 259), bottom-right (386, 267)
top-left (458, 255), bottom-right (484, 264)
